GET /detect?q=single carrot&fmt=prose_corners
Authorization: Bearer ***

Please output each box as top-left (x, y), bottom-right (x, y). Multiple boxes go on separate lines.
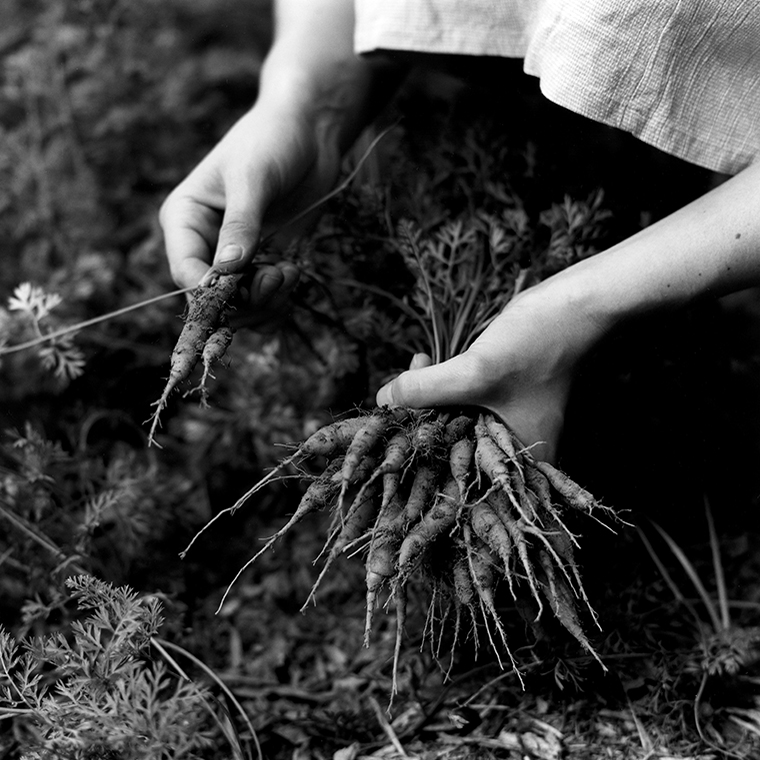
top-left (449, 435), bottom-right (475, 502)
top-left (364, 494), bottom-right (404, 643)
top-left (302, 478), bottom-right (380, 609)
top-left (396, 476), bottom-right (460, 583)
top-left (191, 321), bottom-right (234, 407)
top-left (251, 458), bottom-right (342, 558)
top-left (490, 491), bottom-right (543, 617)
top-left (443, 414), bottom-right (475, 446)
top-left (470, 500), bottom-right (515, 598)
top-left (532, 460), bottom-right (616, 524)
top-left (352, 429), bottom-right (410, 511)
top-left (400, 463), bottom-right (439, 526)
top-left (474, 416), bottom-right (513, 493)
top-left (451, 553), bottom-right (478, 650)
top-left (339, 412), bottom-right (391, 502)
top-left (483, 413), bottom-right (521, 469)
top-left (377, 429), bottom-right (412, 477)
top-left (299, 416), bottom-right (368, 459)
top-left (536, 549), bottom-right (604, 668)
top-left (411, 414), bottom-right (446, 458)
top-left (463, 525), bottom-right (518, 675)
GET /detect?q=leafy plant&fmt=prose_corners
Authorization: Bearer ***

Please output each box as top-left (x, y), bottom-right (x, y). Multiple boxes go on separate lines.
top-left (0, 575), bottom-right (216, 759)
top-left (639, 499), bottom-right (760, 756)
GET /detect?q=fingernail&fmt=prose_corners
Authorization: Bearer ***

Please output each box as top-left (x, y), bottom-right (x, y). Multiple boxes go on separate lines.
top-left (216, 244), bottom-right (244, 265)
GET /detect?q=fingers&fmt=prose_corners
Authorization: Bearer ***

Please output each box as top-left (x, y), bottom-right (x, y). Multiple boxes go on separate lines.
top-left (376, 354), bottom-right (477, 409)
top-left (211, 178), bottom-right (271, 275)
top-left (160, 196), bottom-right (220, 289)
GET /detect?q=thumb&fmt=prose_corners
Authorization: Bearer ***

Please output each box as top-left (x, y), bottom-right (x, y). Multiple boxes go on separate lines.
top-left (376, 354), bottom-right (476, 409)
top-left (212, 186), bottom-right (267, 274)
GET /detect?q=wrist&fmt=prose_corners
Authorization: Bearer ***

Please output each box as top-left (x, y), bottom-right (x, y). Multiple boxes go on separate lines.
top-left (513, 266), bottom-right (616, 363)
top-left (258, 43), bottom-right (400, 153)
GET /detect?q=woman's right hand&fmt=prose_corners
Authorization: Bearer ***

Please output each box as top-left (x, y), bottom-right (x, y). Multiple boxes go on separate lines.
top-left (158, 97), bottom-right (344, 319)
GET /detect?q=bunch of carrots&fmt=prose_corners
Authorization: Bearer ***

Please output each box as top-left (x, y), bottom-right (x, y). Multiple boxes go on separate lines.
top-left (163, 190), bottom-right (622, 687)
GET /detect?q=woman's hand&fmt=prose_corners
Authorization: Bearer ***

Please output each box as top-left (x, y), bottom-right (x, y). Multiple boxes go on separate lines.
top-left (376, 279), bottom-right (608, 463)
top-left (158, 100), bottom-right (342, 320)
top-left (158, 0), bottom-right (404, 327)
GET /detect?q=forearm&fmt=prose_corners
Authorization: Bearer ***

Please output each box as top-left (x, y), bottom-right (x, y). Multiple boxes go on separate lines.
top-left (536, 162), bottom-right (760, 347)
top-left (258, 0), bottom-right (405, 150)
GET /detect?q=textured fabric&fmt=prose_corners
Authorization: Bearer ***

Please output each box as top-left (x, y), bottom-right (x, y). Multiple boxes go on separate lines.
top-left (354, 0), bottom-right (760, 175)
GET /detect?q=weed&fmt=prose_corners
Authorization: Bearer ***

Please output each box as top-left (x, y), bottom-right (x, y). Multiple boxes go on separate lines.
top-left (0, 575), bottom-right (217, 760)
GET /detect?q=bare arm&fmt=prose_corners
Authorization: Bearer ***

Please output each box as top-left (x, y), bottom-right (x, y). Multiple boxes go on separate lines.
top-left (378, 163), bottom-right (760, 461)
top-left (160, 0), bottom-right (404, 301)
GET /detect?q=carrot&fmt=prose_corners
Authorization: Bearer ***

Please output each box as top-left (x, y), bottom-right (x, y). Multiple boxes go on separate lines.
top-left (303, 478), bottom-right (380, 609)
top-left (474, 416), bottom-right (529, 516)
top-left (474, 415), bottom-right (512, 493)
top-left (251, 458), bottom-right (342, 558)
top-left (449, 435), bottom-right (475, 502)
top-left (400, 463), bottom-right (439, 526)
top-left (543, 515), bottom-right (599, 627)
top-left (483, 413), bottom-right (521, 469)
top-left (352, 429), bottom-right (410, 511)
top-left (443, 414), bottom-right (475, 446)
top-left (364, 494), bottom-right (403, 642)
top-left (536, 549), bottom-right (604, 668)
top-left (523, 461), bottom-right (552, 505)
top-left (376, 429), bottom-right (412, 477)
top-left (299, 416), bottom-right (368, 459)
top-left (192, 321), bottom-right (235, 407)
top-left (213, 458), bottom-right (343, 614)
top-left (451, 554), bottom-right (478, 650)
top-left (339, 412), bottom-right (391, 502)
top-left (463, 525), bottom-right (518, 675)
top-left (532, 460), bottom-right (616, 524)
top-left (489, 490), bottom-right (543, 617)
top-left (148, 273), bottom-right (240, 445)
top-left (470, 500), bottom-right (515, 598)
top-left (410, 414), bottom-right (446, 458)
top-left (396, 476), bottom-right (460, 583)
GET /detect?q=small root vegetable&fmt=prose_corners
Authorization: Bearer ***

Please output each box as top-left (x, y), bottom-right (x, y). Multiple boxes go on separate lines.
top-left (537, 549), bottom-right (605, 669)
top-left (364, 495), bottom-right (404, 642)
top-left (411, 415), bottom-right (446, 458)
top-left (470, 500), bottom-right (515, 598)
top-left (339, 413), bottom-right (393, 505)
top-left (189, 320), bottom-right (234, 408)
top-left (401, 463), bottom-right (440, 526)
top-left (449, 435), bottom-right (475, 502)
top-left (464, 525), bottom-right (519, 677)
top-left (532, 459), bottom-right (615, 523)
top-left (443, 414), bottom-right (475, 446)
top-left (148, 273), bottom-right (240, 445)
top-left (396, 476), bottom-right (460, 583)
top-left (302, 477), bottom-right (381, 609)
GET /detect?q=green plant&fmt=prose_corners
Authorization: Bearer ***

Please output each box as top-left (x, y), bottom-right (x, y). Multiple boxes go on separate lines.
top-left (639, 499), bottom-right (760, 757)
top-left (0, 575), bottom-right (216, 760)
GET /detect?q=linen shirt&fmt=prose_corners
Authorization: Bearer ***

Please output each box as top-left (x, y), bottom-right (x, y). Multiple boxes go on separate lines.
top-left (354, 0), bottom-right (760, 175)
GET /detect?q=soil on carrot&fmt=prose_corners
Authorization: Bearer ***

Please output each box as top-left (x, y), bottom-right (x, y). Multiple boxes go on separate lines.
top-left (2, 2), bottom-right (760, 759)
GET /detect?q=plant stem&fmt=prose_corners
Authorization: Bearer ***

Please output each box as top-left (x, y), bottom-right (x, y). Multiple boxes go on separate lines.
top-left (0, 287), bottom-right (193, 357)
